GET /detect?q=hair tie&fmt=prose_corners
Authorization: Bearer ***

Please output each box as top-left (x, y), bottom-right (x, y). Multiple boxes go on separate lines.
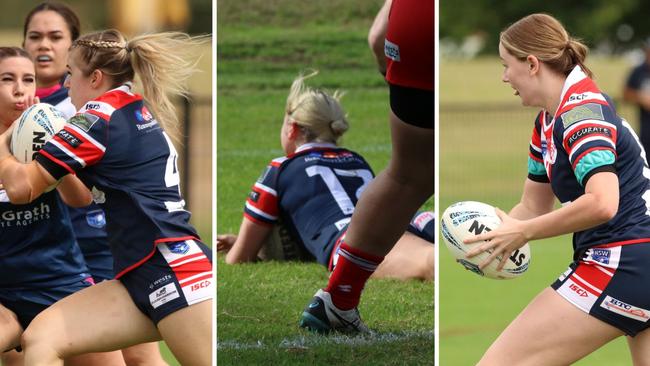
top-left (124, 44), bottom-right (132, 53)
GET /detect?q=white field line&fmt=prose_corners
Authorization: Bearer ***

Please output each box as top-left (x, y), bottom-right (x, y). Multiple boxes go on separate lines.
top-left (218, 144), bottom-right (391, 158)
top-left (217, 330), bottom-right (434, 350)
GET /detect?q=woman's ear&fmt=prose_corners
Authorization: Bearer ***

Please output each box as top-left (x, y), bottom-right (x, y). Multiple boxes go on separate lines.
top-left (287, 121), bottom-right (300, 139)
top-left (90, 69), bottom-right (104, 89)
top-left (526, 55), bottom-right (540, 75)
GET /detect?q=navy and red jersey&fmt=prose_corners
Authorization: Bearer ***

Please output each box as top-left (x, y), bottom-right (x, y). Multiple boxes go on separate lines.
top-left (527, 66), bottom-right (650, 255)
top-left (244, 143), bottom-right (374, 265)
top-left (36, 84), bottom-right (200, 278)
top-left (0, 189), bottom-right (89, 287)
top-left (384, 0), bottom-right (434, 91)
top-left (40, 83), bottom-right (109, 243)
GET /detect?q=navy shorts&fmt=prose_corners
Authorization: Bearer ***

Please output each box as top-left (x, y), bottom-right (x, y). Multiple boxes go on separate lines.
top-left (78, 237), bottom-right (114, 282)
top-left (120, 239), bottom-right (213, 325)
top-left (551, 242), bottom-right (650, 336)
top-left (0, 278), bottom-right (92, 329)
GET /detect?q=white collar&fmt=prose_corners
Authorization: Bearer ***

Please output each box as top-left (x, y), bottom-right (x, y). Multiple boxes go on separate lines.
top-left (295, 142), bottom-right (338, 153)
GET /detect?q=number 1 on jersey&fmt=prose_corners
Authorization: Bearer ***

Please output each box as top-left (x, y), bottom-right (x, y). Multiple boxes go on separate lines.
top-left (306, 165), bottom-right (372, 215)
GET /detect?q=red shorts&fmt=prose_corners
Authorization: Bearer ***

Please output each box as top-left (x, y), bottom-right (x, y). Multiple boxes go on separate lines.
top-left (385, 0), bottom-right (434, 91)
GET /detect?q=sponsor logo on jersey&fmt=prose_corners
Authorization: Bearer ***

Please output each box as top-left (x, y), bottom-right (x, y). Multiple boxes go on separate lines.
top-left (249, 190), bottom-right (260, 202)
top-left (190, 279), bottom-right (211, 292)
top-left (167, 242), bottom-right (190, 255)
top-left (149, 282), bottom-right (180, 309)
top-left (566, 126), bottom-right (613, 148)
top-left (135, 106), bottom-right (153, 122)
top-left (600, 296), bottom-right (650, 322)
top-left (57, 129), bottom-right (82, 148)
top-left (149, 274), bottom-right (173, 289)
top-left (564, 92), bottom-right (606, 107)
top-left (0, 202), bottom-right (51, 227)
top-left (384, 39), bottom-right (400, 62)
top-left (85, 209), bottom-right (106, 229)
top-left (91, 186), bottom-right (106, 204)
top-left (590, 249), bottom-right (610, 264)
top-left (569, 283), bottom-right (589, 297)
top-left (69, 113), bottom-right (99, 132)
top-left (561, 103), bottom-right (604, 128)
top-left (85, 103), bottom-right (101, 110)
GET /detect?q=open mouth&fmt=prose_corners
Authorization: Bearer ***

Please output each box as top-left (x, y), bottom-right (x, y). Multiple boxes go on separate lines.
top-left (36, 55), bottom-right (52, 63)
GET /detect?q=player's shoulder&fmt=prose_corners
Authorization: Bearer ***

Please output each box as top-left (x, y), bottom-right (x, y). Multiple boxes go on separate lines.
top-left (78, 84), bottom-right (143, 121)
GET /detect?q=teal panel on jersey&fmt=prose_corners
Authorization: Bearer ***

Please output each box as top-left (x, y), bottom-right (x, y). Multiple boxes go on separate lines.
top-left (527, 157), bottom-right (546, 176)
top-left (574, 150), bottom-right (616, 186)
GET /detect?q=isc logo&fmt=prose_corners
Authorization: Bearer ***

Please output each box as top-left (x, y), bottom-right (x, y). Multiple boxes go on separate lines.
top-left (569, 283), bottom-right (588, 297)
top-left (191, 280), bottom-right (210, 292)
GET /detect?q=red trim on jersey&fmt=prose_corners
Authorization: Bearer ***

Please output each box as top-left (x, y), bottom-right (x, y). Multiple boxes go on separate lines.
top-left (593, 238), bottom-right (650, 248)
top-left (37, 150), bottom-right (75, 174)
top-left (58, 126), bottom-right (105, 166)
top-left (115, 245), bottom-right (157, 279)
top-left (114, 236), bottom-right (201, 278)
top-left (84, 109), bottom-right (111, 123)
top-left (243, 212), bottom-right (273, 227)
top-left (96, 89), bottom-right (142, 108)
top-left (528, 153), bottom-right (543, 163)
top-left (270, 161), bottom-right (282, 167)
top-left (569, 273), bottom-right (601, 297)
top-left (170, 256), bottom-right (211, 283)
top-left (154, 236), bottom-right (199, 244)
top-left (180, 273), bottom-right (212, 288)
top-left (563, 123), bottom-right (617, 152)
top-left (248, 187), bottom-right (279, 218)
top-left (556, 79), bottom-right (608, 116)
top-left (168, 252), bottom-right (204, 266)
top-left (571, 147), bottom-right (616, 170)
top-left (574, 263), bottom-right (612, 291)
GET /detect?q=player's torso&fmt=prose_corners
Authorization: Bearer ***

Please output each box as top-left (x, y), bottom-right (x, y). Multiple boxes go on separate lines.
top-left (0, 190), bottom-right (89, 287)
top-left (540, 96), bottom-right (650, 248)
top-left (277, 147), bottom-right (374, 248)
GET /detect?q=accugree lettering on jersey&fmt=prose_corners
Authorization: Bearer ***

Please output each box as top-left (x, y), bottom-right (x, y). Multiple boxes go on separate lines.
top-left (68, 113), bottom-right (100, 133)
top-left (600, 296), bottom-right (650, 322)
top-left (561, 103), bottom-right (605, 128)
top-left (0, 202), bottom-right (51, 227)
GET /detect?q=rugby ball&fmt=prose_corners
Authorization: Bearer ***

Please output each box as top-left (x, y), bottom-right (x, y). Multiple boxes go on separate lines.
top-left (257, 222), bottom-right (311, 261)
top-left (441, 201), bottom-right (531, 279)
top-left (11, 103), bottom-right (67, 163)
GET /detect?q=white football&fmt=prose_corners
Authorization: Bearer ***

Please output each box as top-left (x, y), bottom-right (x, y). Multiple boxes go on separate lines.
top-left (441, 201), bottom-right (531, 279)
top-left (11, 103), bottom-right (67, 163)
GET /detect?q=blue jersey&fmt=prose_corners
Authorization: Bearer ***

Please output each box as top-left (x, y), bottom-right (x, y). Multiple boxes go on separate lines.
top-left (527, 66), bottom-right (650, 254)
top-left (40, 83), bottom-right (113, 280)
top-left (245, 143), bottom-right (374, 265)
top-left (36, 84), bottom-right (200, 278)
top-left (0, 189), bottom-right (89, 287)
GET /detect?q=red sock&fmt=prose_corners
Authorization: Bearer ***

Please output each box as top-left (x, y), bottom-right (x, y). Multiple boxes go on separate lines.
top-left (325, 242), bottom-right (384, 310)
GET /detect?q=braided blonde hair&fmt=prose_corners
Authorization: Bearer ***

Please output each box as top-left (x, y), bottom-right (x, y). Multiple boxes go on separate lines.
top-left (285, 71), bottom-right (349, 144)
top-left (71, 29), bottom-right (209, 138)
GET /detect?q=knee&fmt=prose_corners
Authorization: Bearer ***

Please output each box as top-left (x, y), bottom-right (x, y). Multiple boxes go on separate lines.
top-left (21, 317), bottom-right (61, 360)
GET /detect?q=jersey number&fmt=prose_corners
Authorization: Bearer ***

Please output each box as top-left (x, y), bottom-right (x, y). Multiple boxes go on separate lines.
top-left (305, 166), bottom-right (372, 215)
top-left (163, 132), bottom-right (185, 212)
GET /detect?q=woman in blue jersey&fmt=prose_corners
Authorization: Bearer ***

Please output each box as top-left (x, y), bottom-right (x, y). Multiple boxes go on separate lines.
top-left (0, 46), bottom-right (124, 366)
top-left (21, 3), bottom-right (169, 365)
top-left (217, 72), bottom-right (434, 283)
top-left (465, 13), bottom-right (650, 365)
top-left (0, 30), bottom-right (213, 366)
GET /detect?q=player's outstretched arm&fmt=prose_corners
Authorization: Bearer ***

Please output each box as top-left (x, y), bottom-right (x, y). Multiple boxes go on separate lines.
top-left (57, 175), bottom-right (92, 207)
top-left (224, 217), bottom-right (273, 264)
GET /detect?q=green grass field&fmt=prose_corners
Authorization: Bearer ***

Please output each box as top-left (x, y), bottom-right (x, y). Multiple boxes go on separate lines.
top-left (440, 56), bottom-right (641, 365)
top-left (217, 1), bottom-right (433, 364)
